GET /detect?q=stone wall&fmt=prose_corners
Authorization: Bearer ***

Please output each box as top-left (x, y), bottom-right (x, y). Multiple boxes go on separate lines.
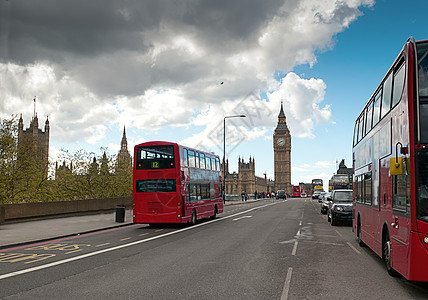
top-left (0, 197), bottom-right (132, 223)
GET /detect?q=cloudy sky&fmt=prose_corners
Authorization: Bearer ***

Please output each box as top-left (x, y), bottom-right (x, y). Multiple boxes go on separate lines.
top-left (1, 0), bottom-right (428, 189)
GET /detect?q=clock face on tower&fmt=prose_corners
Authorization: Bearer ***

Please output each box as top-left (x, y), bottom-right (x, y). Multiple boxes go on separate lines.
top-left (277, 137), bottom-right (285, 146)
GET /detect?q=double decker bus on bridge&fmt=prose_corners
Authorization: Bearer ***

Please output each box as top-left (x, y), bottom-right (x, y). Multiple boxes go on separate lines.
top-left (133, 141), bottom-right (223, 225)
top-left (353, 37), bottom-right (428, 281)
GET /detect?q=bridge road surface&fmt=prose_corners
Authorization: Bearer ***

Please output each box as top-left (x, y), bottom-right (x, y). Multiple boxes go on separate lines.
top-left (1, 198), bottom-right (428, 299)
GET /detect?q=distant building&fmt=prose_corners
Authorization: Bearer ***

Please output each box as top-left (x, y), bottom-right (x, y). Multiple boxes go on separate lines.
top-left (116, 126), bottom-right (132, 171)
top-left (223, 157), bottom-right (274, 196)
top-left (17, 111), bottom-right (50, 177)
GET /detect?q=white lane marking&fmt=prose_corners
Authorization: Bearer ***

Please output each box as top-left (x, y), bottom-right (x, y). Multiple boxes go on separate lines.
top-left (233, 216), bottom-right (252, 221)
top-left (296, 230), bottom-right (300, 236)
top-left (0, 201), bottom-right (285, 280)
top-left (281, 267), bottom-right (293, 300)
top-left (347, 242), bottom-right (361, 255)
top-left (291, 241), bottom-right (298, 256)
top-left (335, 230), bottom-right (343, 238)
top-left (299, 221), bottom-right (302, 226)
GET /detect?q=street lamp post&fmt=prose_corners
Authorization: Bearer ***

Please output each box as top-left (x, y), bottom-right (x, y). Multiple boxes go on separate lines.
top-left (223, 114), bottom-right (246, 204)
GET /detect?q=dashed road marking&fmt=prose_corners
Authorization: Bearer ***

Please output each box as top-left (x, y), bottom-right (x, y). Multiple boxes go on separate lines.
top-left (281, 267), bottom-right (293, 300)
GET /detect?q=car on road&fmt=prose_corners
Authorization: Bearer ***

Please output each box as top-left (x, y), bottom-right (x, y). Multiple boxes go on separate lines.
top-left (327, 189), bottom-right (353, 226)
top-left (318, 191), bottom-right (327, 203)
top-left (276, 190), bottom-right (286, 199)
top-left (320, 192), bottom-right (331, 214)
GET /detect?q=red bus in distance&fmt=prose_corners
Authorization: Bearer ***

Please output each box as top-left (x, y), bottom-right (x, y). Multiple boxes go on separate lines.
top-left (352, 37), bottom-right (428, 281)
top-left (292, 185), bottom-right (301, 198)
top-left (133, 141), bottom-right (223, 225)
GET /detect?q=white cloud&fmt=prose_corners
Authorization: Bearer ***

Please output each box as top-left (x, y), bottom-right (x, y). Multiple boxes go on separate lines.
top-left (267, 72), bottom-right (331, 138)
top-left (1, 0), bottom-right (374, 152)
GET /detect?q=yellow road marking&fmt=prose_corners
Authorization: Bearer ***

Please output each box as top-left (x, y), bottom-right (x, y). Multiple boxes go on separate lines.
top-left (155, 229), bottom-right (164, 232)
top-left (120, 237), bottom-right (131, 241)
top-left (139, 233), bottom-right (149, 237)
top-left (65, 249), bottom-right (83, 255)
top-left (95, 243), bottom-right (110, 247)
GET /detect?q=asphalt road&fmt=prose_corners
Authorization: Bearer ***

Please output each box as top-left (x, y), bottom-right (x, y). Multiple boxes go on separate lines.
top-left (1, 198), bottom-right (428, 299)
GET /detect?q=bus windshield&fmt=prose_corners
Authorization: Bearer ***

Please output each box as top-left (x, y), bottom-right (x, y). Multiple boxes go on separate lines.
top-left (136, 145), bottom-right (175, 169)
top-left (417, 42), bottom-right (428, 143)
top-left (416, 151), bottom-right (428, 222)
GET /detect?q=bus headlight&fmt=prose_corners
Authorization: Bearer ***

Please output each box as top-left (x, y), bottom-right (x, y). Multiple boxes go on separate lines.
top-left (424, 236), bottom-right (428, 244)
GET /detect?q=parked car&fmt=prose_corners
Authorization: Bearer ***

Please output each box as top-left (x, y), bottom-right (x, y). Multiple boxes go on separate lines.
top-left (327, 189), bottom-right (353, 226)
top-left (276, 190), bottom-right (286, 199)
top-left (301, 192), bottom-right (307, 198)
top-left (320, 192), bottom-right (331, 214)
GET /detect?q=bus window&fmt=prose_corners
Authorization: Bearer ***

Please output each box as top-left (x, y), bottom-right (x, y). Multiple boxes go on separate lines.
top-left (364, 172), bottom-right (372, 205)
top-left (200, 153), bottom-right (205, 169)
top-left (216, 158), bottom-right (220, 172)
top-left (381, 73), bottom-right (393, 119)
top-left (417, 42), bottom-right (428, 97)
top-left (416, 151), bottom-right (428, 221)
top-left (136, 145), bottom-right (175, 169)
top-left (358, 114), bottom-right (365, 142)
top-left (392, 63), bottom-right (405, 108)
top-left (195, 152), bottom-right (200, 168)
top-left (206, 156), bottom-right (211, 170)
top-left (373, 91), bottom-right (382, 125)
top-left (211, 158), bottom-right (216, 170)
top-left (188, 150), bottom-right (195, 168)
top-left (183, 148), bottom-right (188, 167)
top-left (353, 122), bottom-right (359, 146)
top-left (365, 101), bottom-right (373, 135)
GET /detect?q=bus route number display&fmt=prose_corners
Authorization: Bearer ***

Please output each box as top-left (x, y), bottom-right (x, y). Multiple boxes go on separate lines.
top-left (152, 161), bottom-right (159, 168)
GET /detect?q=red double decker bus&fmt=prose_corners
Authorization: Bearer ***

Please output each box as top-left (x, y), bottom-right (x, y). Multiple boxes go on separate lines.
top-left (133, 141), bottom-right (223, 225)
top-left (352, 37), bottom-right (428, 281)
top-left (292, 185), bottom-right (301, 198)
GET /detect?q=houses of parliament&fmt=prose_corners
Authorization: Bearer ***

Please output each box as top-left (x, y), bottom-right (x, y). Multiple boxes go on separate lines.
top-left (17, 108), bottom-right (132, 178)
top-left (18, 102), bottom-right (292, 194)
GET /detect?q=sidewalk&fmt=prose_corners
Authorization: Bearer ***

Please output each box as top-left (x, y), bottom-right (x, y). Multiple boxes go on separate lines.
top-left (0, 199), bottom-right (261, 249)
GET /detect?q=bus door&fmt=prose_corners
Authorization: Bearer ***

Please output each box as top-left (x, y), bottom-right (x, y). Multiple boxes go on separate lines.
top-left (388, 156), bottom-right (411, 277)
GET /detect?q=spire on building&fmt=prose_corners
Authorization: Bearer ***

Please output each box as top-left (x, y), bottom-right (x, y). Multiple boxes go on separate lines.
top-left (117, 126), bottom-right (132, 170)
top-left (278, 100), bottom-right (285, 120)
top-left (121, 126), bottom-right (128, 151)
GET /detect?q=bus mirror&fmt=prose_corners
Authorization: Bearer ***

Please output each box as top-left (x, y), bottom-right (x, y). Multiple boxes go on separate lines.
top-left (390, 157), bottom-right (403, 175)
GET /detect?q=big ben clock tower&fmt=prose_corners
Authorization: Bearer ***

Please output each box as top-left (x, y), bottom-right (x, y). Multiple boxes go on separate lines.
top-left (273, 101), bottom-right (291, 195)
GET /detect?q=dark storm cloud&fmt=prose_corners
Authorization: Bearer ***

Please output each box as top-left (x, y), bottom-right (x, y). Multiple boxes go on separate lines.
top-left (2, 0), bottom-right (284, 64)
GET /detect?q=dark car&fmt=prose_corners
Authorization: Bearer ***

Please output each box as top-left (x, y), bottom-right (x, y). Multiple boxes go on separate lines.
top-left (320, 192), bottom-right (331, 214)
top-left (327, 189), bottom-right (353, 226)
top-left (276, 190), bottom-right (286, 199)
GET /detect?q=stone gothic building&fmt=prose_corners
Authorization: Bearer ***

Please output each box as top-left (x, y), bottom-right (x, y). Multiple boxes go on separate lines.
top-left (117, 126), bottom-right (132, 170)
top-left (273, 101), bottom-right (292, 195)
top-left (17, 113), bottom-right (50, 177)
top-left (223, 157), bottom-right (274, 196)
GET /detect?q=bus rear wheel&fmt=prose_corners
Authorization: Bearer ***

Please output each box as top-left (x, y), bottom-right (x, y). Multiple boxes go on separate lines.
top-left (210, 206), bottom-right (217, 220)
top-left (191, 210), bottom-right (197, 225)
top-left (383, 231), bottom-right (398, 277)
top-left (357, 218), bottom-right (365, 247)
